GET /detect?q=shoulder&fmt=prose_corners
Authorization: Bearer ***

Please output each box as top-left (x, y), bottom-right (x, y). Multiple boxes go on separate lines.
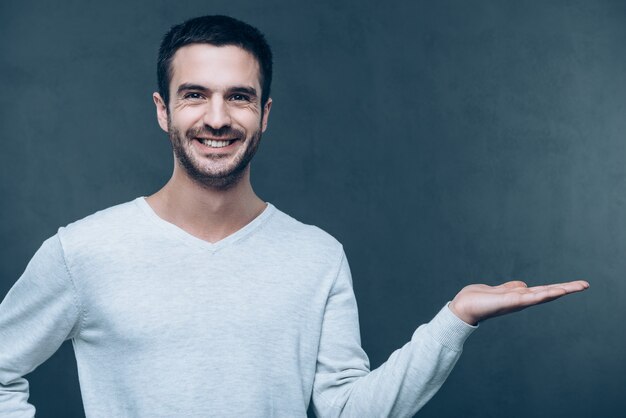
top-left (57, 197), bottom-right (147, 251)
top-left (264, 204), bottom-right (344, 256)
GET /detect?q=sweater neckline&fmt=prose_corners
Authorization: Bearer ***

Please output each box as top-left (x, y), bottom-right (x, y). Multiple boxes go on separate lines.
top-left (133, 196), bottom-right (275, 252)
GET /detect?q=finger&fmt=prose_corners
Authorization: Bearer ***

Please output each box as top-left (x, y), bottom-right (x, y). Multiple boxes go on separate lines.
top-left (517, 284), bottom-right (586, 307)
top-left (530, 280), bottom-right (589, 288)
top-left (528, 281), bottom-right (589, 294)
top-left (547, 280), bottom-right (590, 289)
top-left (510, 288), bottom-right (565, 308)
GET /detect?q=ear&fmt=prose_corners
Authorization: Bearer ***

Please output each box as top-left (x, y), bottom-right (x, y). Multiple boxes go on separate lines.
top-left (153, 92), bottom-right (169, 133)
top-left (261, 97), bottom-right (272, 133)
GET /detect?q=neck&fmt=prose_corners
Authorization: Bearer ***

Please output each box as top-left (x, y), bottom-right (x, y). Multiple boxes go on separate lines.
top-left (145, 163), bottom-right (266, 243)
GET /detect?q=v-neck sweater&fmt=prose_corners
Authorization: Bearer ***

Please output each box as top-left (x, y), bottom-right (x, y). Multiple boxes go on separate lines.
top-left (0, 198), bottom-right (476, 417)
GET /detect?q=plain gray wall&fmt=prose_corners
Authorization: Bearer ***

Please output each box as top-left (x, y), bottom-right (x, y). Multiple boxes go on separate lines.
top-left (1, 1), bottom-right (623, 417)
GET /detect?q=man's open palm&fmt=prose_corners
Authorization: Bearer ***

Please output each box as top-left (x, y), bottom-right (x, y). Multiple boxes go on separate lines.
top-left (449, 280), bottom-right (589, 325)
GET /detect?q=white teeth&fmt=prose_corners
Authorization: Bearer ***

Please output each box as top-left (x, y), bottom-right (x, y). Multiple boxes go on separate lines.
top-left (201, 139), bottom-right (234, 148)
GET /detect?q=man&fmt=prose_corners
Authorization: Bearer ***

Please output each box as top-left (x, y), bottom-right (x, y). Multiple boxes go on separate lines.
top-left (0, 15), bottom-right (588, 417)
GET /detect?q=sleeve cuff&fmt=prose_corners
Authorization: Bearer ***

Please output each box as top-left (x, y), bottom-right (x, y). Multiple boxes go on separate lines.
top-left (425, 302), bottom-right (478, 352)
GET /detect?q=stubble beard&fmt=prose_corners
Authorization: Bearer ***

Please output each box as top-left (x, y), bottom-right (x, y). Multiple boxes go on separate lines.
top-left (168, 120), bottom-right (262, 190)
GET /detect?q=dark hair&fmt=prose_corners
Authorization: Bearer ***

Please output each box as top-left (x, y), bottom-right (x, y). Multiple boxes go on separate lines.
top-left (157, 15), bottom-right (273, 108)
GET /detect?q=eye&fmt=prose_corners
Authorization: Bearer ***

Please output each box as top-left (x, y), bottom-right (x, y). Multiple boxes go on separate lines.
top-left (183, 92), bottom-right (204, 100)
top-left (229, 93), bottom-right (250, 102)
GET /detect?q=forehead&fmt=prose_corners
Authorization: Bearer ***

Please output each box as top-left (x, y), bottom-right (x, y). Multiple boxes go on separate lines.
top-left (169, 44), bottom-right (261, 92)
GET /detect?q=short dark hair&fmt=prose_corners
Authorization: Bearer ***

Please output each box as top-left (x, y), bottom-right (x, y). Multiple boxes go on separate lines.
top-left (157, 15), bottom-right (273, 109)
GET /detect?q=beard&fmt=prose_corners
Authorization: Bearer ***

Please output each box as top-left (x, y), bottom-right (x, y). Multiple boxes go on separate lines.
top-left (168, 121), bottom-right (262, 190)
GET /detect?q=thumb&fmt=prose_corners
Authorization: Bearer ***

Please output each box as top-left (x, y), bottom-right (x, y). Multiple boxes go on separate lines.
top-left (497, 280), bottom-right (528, 289)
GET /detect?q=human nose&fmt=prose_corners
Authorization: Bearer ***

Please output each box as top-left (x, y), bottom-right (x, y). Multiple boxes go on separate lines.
top-left (202, 96), bottom-right (232, 130)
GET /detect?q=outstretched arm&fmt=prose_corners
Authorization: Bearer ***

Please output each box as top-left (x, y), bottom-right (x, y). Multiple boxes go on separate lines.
top-left (449, 280), bottom-right (590, 325)
top-left (312, 252), bottom-right (478, 417)
top-left (312, 250), bottom-right (589, 417)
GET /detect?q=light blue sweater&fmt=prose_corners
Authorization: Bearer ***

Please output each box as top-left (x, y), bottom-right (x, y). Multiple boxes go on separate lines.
top-left (0, 198), bottom-right (476, 417)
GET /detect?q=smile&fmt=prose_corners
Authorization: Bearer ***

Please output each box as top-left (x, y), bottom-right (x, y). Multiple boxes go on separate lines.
top-left (198, 138), bottom-right (236, 148)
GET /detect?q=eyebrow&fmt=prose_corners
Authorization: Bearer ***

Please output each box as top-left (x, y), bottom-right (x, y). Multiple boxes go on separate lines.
top-left (176, 83), bottom-right (258, 98)
top-left (176, 83), bottom-right (209, 95)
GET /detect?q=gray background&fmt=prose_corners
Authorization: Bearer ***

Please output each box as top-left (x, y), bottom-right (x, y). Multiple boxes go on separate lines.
top-left (1, 0), bottom-right (623, 417)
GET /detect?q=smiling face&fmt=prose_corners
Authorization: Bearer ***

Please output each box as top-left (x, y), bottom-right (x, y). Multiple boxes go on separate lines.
top-left (154, 43), bottom-right (272, 189)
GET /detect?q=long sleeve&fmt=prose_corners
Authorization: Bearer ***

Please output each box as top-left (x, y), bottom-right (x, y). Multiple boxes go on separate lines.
top-left (0, 235), bottom-right (82, 417)
top-left (311, 252), bottom-right (476, 418)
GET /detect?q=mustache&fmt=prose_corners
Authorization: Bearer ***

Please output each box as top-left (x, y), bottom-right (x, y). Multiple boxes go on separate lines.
top-left (185, 126), bottom-right (244, 140)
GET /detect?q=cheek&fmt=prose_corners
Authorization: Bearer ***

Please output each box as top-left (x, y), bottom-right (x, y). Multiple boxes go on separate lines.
top-left (236, 112), bottom-right (263, 132)
top-left (170, 109), bottom-right (204, 130)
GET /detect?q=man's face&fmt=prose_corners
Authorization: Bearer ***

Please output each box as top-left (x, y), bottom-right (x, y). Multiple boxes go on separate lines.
top-left (154, 44), bottom-right (272, 189)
